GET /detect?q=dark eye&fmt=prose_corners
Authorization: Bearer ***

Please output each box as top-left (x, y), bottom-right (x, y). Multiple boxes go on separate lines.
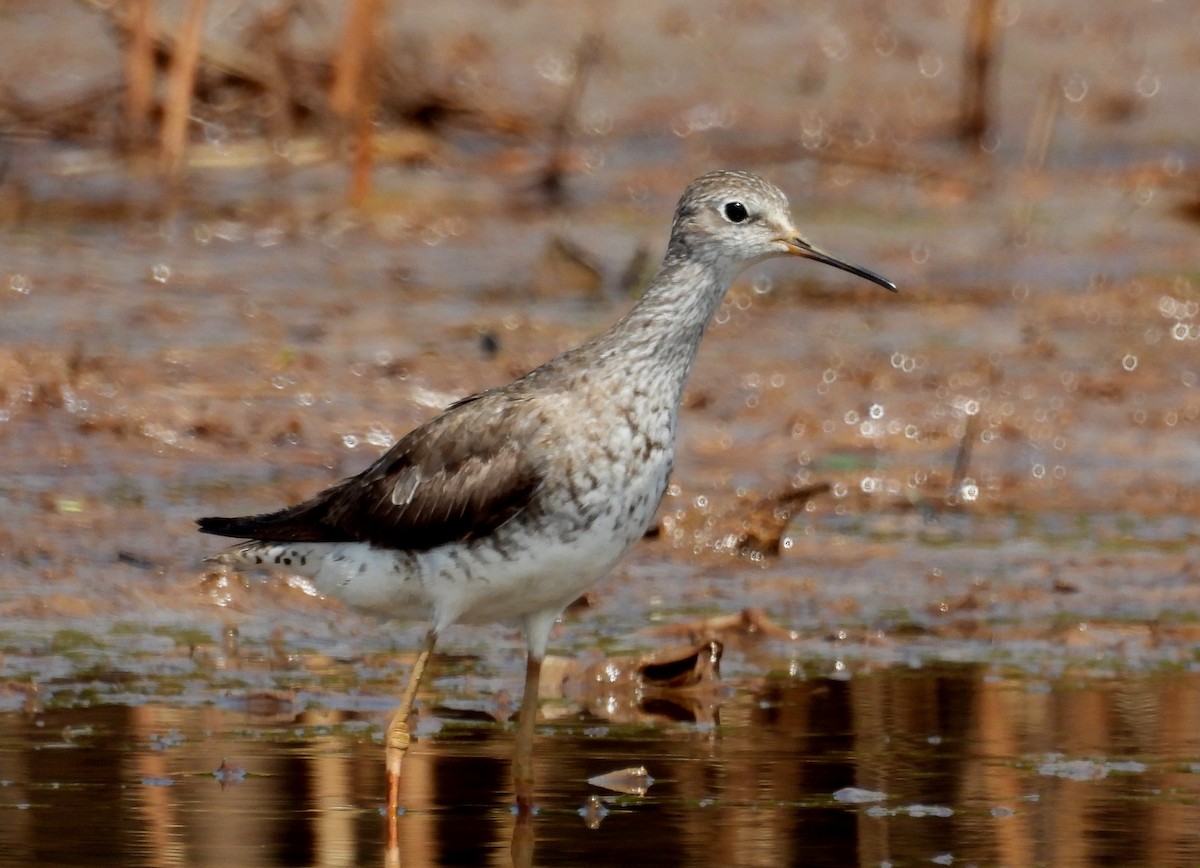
top-left (723, 201), bottom-right (749, 223)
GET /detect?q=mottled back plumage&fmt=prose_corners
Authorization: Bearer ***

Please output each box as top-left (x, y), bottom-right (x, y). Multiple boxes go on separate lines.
top-left (198, 391), bottom-right (541, 551)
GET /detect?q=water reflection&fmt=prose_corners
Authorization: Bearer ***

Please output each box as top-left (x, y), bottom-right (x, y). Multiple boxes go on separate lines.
top-left (0, 663), bottom-right (1197, 866)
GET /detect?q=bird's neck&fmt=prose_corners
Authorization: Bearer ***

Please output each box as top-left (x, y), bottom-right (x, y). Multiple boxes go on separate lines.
top-left (588, 250), bottom-right (738, 394)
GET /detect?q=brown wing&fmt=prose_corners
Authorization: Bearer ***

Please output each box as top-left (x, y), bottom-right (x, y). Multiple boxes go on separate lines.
top-left (197, 391), bottom-right (543, 552)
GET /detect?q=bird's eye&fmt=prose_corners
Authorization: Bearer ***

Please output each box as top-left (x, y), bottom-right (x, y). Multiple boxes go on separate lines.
top-left (723, 201), bottom-right (749, 223)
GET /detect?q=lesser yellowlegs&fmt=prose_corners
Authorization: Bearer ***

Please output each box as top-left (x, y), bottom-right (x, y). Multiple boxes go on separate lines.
top-left (198, 169), bottom-right (896, 813)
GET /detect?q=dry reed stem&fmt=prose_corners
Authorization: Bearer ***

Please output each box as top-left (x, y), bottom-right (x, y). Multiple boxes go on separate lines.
top-left (330, 0), bottom-right (385, 207)
top-left (122, 0), bottom-right (157, 153)
top-left (159, 0), bottom-right (207, 177)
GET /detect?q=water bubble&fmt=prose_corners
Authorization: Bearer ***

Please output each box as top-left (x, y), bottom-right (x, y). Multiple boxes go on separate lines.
top-left (673, 103), bottom-right (734, 138)
top-left (1135, 71), bottom-right (1160, 98)
top-left (1031, 463), bottom-right (1046, 479)
top-left (995, 0), bottom-right (1021, 26)
top-left (535, 52), bottom-right (571, 85)
top-left (959, 481), bottom-right (979, 502)
top-left (296, 392), bottom-right (315, 407)
top-left (9, 274), bottom-right (30, 294)
top-left (1063, 73), bottom-right (1089, 103)
top-left (580, 108), bottom-right (613, 135)
top-left (873, 27), bottom-right (898, 57)
top-left (844, 410), bottom-right (860, 425)
top-left (342, 434), bottom-right (359, 448)
top-left (910, 243), bottom-right (930, 264)
top-left (819, 25), bottom-right (849, 61)
top-left (1121, 354), bottom-right (1138, 372)
top-left (869, 403), bottom-right (884, 419)
top-left (800, 115), bottom-right (828, 150)
top-left (202, 121), bottom-right (228, 147)
top-left (918, 52), bottom-right (944, 78)
top-left (151, 263), bottom-right (171, 284)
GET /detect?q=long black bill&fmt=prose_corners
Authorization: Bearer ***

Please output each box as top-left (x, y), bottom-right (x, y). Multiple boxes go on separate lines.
top-left (787, 238), bottom-right (898, 292)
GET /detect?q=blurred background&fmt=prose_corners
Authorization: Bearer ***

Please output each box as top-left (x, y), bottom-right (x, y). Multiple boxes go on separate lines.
top-left (0, 1), bottom-right (1198, 865)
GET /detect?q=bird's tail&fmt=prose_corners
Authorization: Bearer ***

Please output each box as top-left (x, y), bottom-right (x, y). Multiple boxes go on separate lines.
top-left (204, 539), bottom-right (328, 576)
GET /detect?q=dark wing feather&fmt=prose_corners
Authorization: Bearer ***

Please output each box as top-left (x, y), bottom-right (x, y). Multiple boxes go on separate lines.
top-left (197, 391), bottom-right (543, 552)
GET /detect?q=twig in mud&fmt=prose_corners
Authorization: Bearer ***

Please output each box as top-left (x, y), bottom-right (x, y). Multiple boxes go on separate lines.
top-left (1024, 74), bottom-right (1062, 172)
top-left (947, 412), bottom-right (979, 505)
top-left (537, 32), bottom-right (601, 207)
top-left (245, 2), bottom-right (304, 156)
top-left (958, 0), bottom-right (1000, 150)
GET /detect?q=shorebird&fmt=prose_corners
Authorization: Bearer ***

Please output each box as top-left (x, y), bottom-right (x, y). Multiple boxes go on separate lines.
top-left (198, 170), bottom-right (896, 812)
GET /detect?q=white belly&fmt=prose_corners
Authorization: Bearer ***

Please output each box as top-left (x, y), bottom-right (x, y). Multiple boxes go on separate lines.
top-left (309, 451), bottom-right (669, 633)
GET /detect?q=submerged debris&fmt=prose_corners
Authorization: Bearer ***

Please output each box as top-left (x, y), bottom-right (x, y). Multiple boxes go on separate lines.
top-left (735, 483), bottom-right (832, 556)
top-left (545, 640), bottom-right (723, 725)
top-left (213, 758), bottom-right (248, 788)
top-left (578, 794), bottom-right (609, 830)
top-left (587, 766), bottom-right (654, 796)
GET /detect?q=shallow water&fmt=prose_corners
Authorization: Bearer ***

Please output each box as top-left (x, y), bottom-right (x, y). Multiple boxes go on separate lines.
top-left (3, 664), bottom-right (1198, 867)
top-left (3, 0), bottom-right (1200, 865)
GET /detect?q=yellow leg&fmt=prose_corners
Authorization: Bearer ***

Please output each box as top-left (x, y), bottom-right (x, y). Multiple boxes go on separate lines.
top-left (512, 652), bottom-right (542, 813)
top-left (385, 629), bottom-right (438, 816)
